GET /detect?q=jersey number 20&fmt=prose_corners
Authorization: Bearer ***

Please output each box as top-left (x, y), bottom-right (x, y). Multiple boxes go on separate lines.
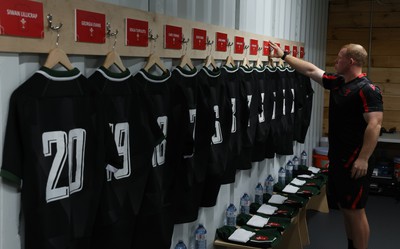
top-left (42, 129), bottom-right (86, 203)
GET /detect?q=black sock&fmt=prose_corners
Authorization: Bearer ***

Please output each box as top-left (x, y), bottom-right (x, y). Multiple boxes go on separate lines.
top-left (348, 239), bottom-right (354, 249)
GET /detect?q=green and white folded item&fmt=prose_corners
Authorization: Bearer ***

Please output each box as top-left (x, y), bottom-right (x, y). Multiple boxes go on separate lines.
top-left (228, 228), bottom-right (256, 243)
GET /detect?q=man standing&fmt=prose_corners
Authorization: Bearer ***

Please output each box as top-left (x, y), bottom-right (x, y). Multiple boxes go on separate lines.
top-left (269, 42), bottom-right (383, 249)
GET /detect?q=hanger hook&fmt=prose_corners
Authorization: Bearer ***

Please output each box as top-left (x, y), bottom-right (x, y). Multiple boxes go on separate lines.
top-left (181, 36), bottom-right (189, 55)
top-left (148, 29), bottom-right (159, 41)
top-left (227, 39), bottom-right (233, 55)
top-left (148, 29), bottom-right (159, 54)
top-left (257, 46), bottom-right (262, 58)
top-left (106, 22), bottom-right (118, 49)
top-left (206, 36), bottom-right (214, 46)
top-left (106, 22), bottom-right (118, 38)
top-left (206, 36), bottom-right (214, 55)
top-left (47, 14), bottom-right (63, 31)
top-left (181, 36), bottom-right (190, 44)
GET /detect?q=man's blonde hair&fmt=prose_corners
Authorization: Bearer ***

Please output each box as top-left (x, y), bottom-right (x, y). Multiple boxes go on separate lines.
top-left (342, 43), bottom-right (368, 67)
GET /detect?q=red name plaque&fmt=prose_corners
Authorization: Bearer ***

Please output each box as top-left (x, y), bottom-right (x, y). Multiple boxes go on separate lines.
top-left (300, 46), bottom-right (305, 58)
top-left (263, 41), bottom-right (270, 56)
top-left (292, 45), bottom-right (298, 57)
top-left (164, 24), bottom-right (182, 49)
top-left (192, 28), bottom-right (206, 50)
top-left (0, 0), bottom-right (44, 38)
top-left (234, 36), bottom-right (244, 54)
top-left (284, 45), bottom-right (291, 53)
top-left (75, 9), bottom-right (106, 43)
top-left (215, 32), bottom-right (227, 52)
top-left (126, 18), bottom-right (148, 47)
top-left (271, 42), bottom-right (280, 55)
top-left (250, 39), bottom-right (258, 55)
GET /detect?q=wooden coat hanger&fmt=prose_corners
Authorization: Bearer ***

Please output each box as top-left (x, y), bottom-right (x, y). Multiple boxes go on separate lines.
top-left (103, 50), bottom-right (126, 72)
top-left (179, 38), bottom-right (194, 70)
top-left (144, 30), bottom-right (167, 73)
top-left (204, 55), bottom-right (217, 69)
top-left (241, 45), bottom-right (251, 68)
top-left (144, 53), bottom-right (167, 73)
top-left (278, 58), bottom-right (285, 68)
top-left (267, 57), bottom-right (274, 68)
top-left (43, 14), bottom-right (74, 70)
top-left (102, 23), bottom-right (126, 72)
top-left (225, 55), bottom-right (235, 67)
top-left (204, 37), bottom-right (217, 69)
top-left (254, 47), bottom-right (264, 68)
top-left (43, 47), bottom-right (74, 70)
top-left (241, 56), bottom-right (250, 69)
top-left (179, 54), bottom-right (194, 70)
top-left (255, 57), bottom-right (264, 68)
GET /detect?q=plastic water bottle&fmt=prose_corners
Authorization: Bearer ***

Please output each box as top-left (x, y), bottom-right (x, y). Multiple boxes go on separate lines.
top-left (194, 224), bottom-right (207, 249)
top-left (254, 182), bottom-right (264, 205)
top-left (286, 160), bottom-right (294, 183)
top-left (278, 166), bottom-right (286, 186)
top-left (264, 174), bottom-right (274, 195)
top-left (174, 240), bottom-right (187, 249)
top-left (226, 203), bottom-right (237, 226)
top-left (240, 193), bottom-right (251, 214)
top-left (292, 155), bottom-right (299, 171)
top-left (301, 150), bottom-right (308, 166)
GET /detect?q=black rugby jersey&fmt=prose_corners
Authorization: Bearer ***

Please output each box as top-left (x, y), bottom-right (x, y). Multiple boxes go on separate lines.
top-left (323, 72), bottom-right (383, 161)
top-left (170, 66), bottom-right (214, 223)
top-left (293, 71), bottom-right (314, 143)
top-left (88, 67), bottom-right (164, 249)
top-left (238, 65), bottom-right (263, 168)
top-left (220, 65), bottom-right (248, 183)
top-left (197, 66), bottom-right (232, 207)
top-left (1, 67), bottom-right (121, 249)
top-left (251, 66), bottom-right (274, 162)
top-left (268, 67), bottom-right (294, 156)
top-left (132, 69), bottom-right (188, 249)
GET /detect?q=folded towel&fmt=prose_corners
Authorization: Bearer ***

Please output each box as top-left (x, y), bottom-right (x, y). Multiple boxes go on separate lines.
top-left (308, 166), bottom-right (321, 173)
top-left (296, 174), bottom-right (314, 179)
top-left (228, 228), bottom-right (256, 243)
top-left (282, 185), bottom-right (300, 194)
top-left (290, 178), bottom-right (306, 186)
top-left (246, 215), bottom-right (270, 228)
top-left (268, 194), bottom-right (288, 204)
top-left (257, 204), bottom-right (278, 215)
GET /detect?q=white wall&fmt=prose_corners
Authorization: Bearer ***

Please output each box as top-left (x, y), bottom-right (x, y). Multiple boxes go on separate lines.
top-left (0, 0), bottom-right (329, 248)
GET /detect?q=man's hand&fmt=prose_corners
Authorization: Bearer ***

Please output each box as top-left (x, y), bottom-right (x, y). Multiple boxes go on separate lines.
top-left (269, 41), bottom-right (285, 58)
top-left (351, 158), bottom-right (368, 179)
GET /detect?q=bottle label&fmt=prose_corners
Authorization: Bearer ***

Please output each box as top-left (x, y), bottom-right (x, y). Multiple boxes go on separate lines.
top-left (196, 234), bottom-right (206, 240)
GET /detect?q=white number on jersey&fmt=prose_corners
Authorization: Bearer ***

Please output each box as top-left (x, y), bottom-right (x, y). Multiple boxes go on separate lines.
top-left (247, 95), bottom-right (253, 127)
top-left (42, 129), bottom-right (86, 203)
top-left (108, 122), bottom-right (131, 181)
top-left (189, 109), bottom-right (196, 140)
top-left (212, 105), bottom-right (223, 144)
top-left (291, 88), bottom-right (295, 114)
top-left (258, 92), bottom-right (265, 123)
top-left (272, 92), bottom-right (276, 120)
top-left (282, 89), bottom-right (286, 116)
top-left (230, 98), bottom-right (237, 133)
top-left (152, 116), bottom-right (168, 167)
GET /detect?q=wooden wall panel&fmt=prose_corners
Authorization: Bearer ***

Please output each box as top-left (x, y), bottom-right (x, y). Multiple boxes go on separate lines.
top-left (324, 0), bottom-right (400, 134)
top-left (329, 1), bottom-right (400, 13)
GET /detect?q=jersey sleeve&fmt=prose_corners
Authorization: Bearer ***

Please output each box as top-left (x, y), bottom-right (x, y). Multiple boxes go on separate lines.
top-left (359, 83), bottom-right (383, 113)
top-left (322, 72), bottom-right (344, 90)
top-left (0, 92), bottom-right (23, 185)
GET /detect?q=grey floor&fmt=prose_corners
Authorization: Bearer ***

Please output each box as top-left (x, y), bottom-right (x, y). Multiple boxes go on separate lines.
top-left (304, 194), bottom-right (400, 249)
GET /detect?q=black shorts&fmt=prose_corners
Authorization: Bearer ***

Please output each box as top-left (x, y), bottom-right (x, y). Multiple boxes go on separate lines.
top-left (327, 157), bottom-right (374, 209)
